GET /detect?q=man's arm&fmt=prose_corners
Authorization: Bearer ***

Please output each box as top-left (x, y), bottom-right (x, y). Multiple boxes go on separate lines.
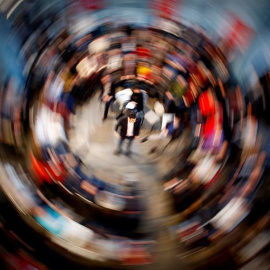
top-left (115, 118), bottom-right (121, 132)
top-left (114, 118), bottom-right (122, 138)
top-left (134, 121), bottom-right (141, 137)
top-left (114, 131), bottom-right (121, 138)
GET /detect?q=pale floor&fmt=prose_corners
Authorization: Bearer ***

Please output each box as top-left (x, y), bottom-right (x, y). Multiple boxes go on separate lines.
top-left (67, 93), bottom-right (192, 269)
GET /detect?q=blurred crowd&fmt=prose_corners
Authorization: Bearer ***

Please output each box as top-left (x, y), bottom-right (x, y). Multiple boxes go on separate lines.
top-left (0, 0), bottom-right (270, 270)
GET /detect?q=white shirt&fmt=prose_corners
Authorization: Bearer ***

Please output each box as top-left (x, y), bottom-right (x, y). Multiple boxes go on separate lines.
top-left (107, 54), bottom-right (122, 72)
top-left (122, 41), bottom-right (136, 53)
top-left (47, 75), bottom-right (64, 102)
top-left (35, 105), bottom-right (67, 146)
top-left (126, 120), bottom-right (134, 137)
top-left (76, 56), bottom-right (98, 78)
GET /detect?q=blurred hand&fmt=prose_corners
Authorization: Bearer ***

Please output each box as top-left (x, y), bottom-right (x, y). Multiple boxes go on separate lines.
top-left (135, 136), bottom-right (139, 140)
top-left (114, 131), bottom-right (121, 138)
top-left (102, 94), bottom-right (112, 103)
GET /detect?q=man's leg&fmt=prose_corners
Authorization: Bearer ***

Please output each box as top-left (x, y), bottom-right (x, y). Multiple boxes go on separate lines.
top-left (137, 110), bottom-right (144, 126)
top-left (115, 137), bottom-right (124, 155)
top-left (103, 97), bottom-right (115, 120)
top-left (126, 137), bottom-right (134, 155)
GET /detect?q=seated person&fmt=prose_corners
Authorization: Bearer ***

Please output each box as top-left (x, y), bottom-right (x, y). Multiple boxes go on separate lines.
top-left (141, 113), bottom-right (180, 138)
top-left (116, 87), bottom-right (145, 124)
top-left (141, 114), bottom-right (183, 154)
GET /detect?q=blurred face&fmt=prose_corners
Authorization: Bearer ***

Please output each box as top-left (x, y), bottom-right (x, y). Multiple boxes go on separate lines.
top-left (174, 115), bottom-right (180, 122)
top-left (128, 117), bottom-right (136, 123)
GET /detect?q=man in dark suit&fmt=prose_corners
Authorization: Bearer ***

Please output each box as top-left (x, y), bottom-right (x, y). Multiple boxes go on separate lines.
top-left (114, 111), bottom-right (141, 156)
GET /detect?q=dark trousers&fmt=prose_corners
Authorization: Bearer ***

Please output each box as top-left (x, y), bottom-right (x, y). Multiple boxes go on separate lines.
top-left (103, 97), bottom-right (115, 119)
top-left (118, 136), bottom-right (134, 152)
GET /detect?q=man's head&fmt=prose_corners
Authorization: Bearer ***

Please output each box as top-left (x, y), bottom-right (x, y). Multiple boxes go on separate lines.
top-left (133, 87), bottom-right (141, 93)
top-left (128, 111), bottom-right (136, 122)
top-left (174, 113), bottom-right (181, 121)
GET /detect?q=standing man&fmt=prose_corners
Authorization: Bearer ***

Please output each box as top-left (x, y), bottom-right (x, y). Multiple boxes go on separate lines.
top-left (130, 88), bottom-right (145, 124)
top-left (102, 78), bottom-right (117, 121)
top-left (114, 111), bottom-right (141, 156)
